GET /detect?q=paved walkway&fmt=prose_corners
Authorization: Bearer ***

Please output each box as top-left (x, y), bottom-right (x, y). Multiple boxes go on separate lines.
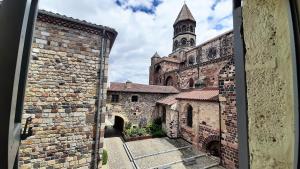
top-left (104, 137), bottom-right (133, 169)
top-left (104, 128), bottom-right (224, 169)
top-left (126, 138), bottom-right (224, 169)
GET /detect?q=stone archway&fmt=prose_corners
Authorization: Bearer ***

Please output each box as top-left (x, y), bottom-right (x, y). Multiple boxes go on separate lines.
top-left (105, 113), bottom-right (129, 137)
top-left (202, 135), bottom-right (220, 157)
top-left (165, 76), bottom-right (173, 86)
top-left (113, 116), bottom-right (124, 132)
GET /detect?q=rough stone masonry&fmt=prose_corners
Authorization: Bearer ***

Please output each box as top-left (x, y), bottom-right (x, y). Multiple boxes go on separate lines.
top-left (19, 10), bottom-right (117, 169)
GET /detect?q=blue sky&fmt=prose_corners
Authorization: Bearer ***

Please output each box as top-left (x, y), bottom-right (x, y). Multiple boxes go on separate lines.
top-left (39, 0), bottom-right (233, 84)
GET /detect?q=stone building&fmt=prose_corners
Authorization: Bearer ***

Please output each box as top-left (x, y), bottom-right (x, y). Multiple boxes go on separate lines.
top-left (106, 81), bottom-right (179, 129)
top-left (19, 10), bottom-right (117, 169)
top-left (156, 88), bottom-right (220, 151)
top-left (149, 4), bottom-right (233, 89)
top-left (148, 3), bottom-right (237, 169)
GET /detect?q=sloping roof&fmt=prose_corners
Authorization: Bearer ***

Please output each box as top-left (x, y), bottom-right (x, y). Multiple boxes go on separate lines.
top-left (108, 82), bottom-right (179, 94)
top-left (38, 10), bottom-right (117, 35)
top-left (156, 94), bottom-right (179, 105)
top-left (174, 4), bottom-right (196, 25)
top-left (176, 88), bottom-right (219, 101)
top-left (157, 87), bottom-right (219, 105)
top-left (151, 52), bottom-right (160, 58)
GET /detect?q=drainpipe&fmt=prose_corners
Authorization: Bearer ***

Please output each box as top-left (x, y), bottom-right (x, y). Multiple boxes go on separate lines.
top-left (233, 0), bottom-right (250, 168)
top-left (94, 29), bottom-right (106, 169)
top-left (218, 100), bottom-right (222, 160)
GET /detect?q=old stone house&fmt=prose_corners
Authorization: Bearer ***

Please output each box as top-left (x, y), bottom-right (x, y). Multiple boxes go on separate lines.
top-left (156, 88), bottom-right (220, 154)
top-left (106, 81), bottom-right (179, 129)
top-left (19, 10), bottom-right (117, 169)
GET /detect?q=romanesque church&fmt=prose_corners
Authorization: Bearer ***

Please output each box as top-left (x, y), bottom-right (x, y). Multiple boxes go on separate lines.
top-left (107, 3), bottom-right (238, 169)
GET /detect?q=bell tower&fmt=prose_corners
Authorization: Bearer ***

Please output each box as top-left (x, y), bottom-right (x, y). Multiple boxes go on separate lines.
top-left (172, 3), bottom-right (196, 51)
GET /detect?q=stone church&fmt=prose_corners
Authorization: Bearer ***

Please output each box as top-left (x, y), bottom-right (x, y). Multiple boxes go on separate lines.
top-left (150, 4), bottom-right (237, 168)
top-left (107, 3), bottom-right (238, 169)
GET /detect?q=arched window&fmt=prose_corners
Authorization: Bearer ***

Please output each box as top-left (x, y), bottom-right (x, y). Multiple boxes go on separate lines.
top-left (165, 76), bottom-right (173, 86)
top-left (181, 38), bottom-right (187, 46)
top-left (176, 27), bottom-right (180, 34)
top-left (190, 25), bottom-right (194, 32)
top-left (155, 65), bottom-right (161, 73)
top-left (190, 38), bottom-right (195, 46)
top-left (174, 40), bottom-right (178, 49)
top-left (187, 105), bottom-right (193, 127)
top-left (182, 25), bottom-right (187, 31)
top-left (188, 56), bottom-right (195, 65)
top-left (189, 78), bottom-right (194, 88)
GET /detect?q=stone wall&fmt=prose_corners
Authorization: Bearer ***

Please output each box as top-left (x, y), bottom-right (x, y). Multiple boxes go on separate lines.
top-left (158, 104), bottom-right (179, 138)
top-left (243, 0), bottom-right (295, 168)
top-left (198, 125), bottom-right (219, 151)
top-left (218, 60), bottom-right (238, 169)
top-left (177, 100), bottom-right (220, 150)
top-left (149, 60), bottom-right (180, 86)
top-left (19, 13), bottom-right (116, 169)
top-left (107, 92), bottom-right (169, 126)
top-left (149, 31), bottom-right (234, 90)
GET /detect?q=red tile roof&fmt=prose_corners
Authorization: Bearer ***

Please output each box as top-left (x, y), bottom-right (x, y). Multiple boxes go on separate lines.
top-left (108, 82), bottom-right (179, 94)
top-left (156, 94), bottom-right (179, 105)
top-left (156, 88), bottom-right (219, 105)
top-left (176, 88), bottom-right (219, 101)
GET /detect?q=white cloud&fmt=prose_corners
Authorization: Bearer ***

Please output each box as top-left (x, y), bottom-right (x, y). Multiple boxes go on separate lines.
top-left (39, 0), bottom-right (232, 84)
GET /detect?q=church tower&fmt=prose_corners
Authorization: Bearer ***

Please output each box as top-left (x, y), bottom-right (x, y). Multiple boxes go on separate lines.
top-left (173, 3), bottom-right (196, 51)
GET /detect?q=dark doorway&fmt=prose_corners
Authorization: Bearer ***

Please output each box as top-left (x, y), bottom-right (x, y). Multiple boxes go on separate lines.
top-left (206, 140), bottom-right (220, 157)
top-left (113, 116), bottom-right (124, 132)
top-left (165, 76), bottom-right (173, 86)
top-left (187, 105), bottom-right (193, 127)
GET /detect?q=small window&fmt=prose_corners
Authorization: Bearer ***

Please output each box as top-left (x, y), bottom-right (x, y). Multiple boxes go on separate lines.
top-left (189, 78), bottom-right (194, 88)
top-left (174, 40), bottom-right (179, 49)
top-left (111, 94), bottom-right (119, 103)
top-left (131, 95), bottom-right (138, 102)
top-left (181, 38), bottom-right (187, 45)
top-left (190, 38), bottom-right (195, 46)
top-left (188, 56), bottom-right (195, 65)
top-left (182, 25), bottom-right (187, 31)
top-left (190, 25), bottom-right (194, 32)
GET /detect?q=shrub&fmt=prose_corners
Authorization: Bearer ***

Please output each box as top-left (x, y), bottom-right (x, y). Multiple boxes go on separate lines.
top-left (152, 129), bottom-right (166, 138)
top-left (125, 122), bottom-right (132, 130)
top-left (146, 118), bottom-right (166, 137)
top-left (102, 149), bottom-right (108, 165)
top-left (125, 127), bottom-right (148, 137)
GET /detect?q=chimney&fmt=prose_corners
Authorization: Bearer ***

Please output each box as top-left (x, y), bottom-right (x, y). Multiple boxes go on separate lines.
top-left (125, 80), bottom-right (132, 88)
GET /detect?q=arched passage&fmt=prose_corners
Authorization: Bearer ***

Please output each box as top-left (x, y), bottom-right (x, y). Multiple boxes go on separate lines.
top-left (203, 135), bottom-right (220, 157)
top-left (206, 141), bottom-right (220, 157)
top-left (113, 116), bottom-right (124, 132)
top-left (165, 76), bottom-right (173, 86)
